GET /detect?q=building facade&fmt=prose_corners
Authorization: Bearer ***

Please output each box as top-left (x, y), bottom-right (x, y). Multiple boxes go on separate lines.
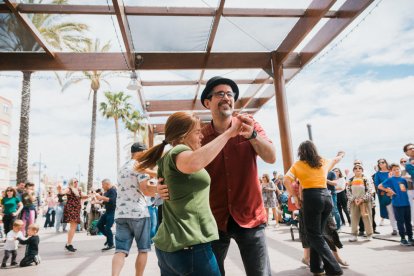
top-left (0, 96), bottom-right (12, 189)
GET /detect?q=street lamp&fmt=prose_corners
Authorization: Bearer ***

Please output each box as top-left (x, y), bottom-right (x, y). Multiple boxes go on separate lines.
top-left (306, 124), bottom-right (313, 141)
top-left (32, 153), bottom-right (47, 205)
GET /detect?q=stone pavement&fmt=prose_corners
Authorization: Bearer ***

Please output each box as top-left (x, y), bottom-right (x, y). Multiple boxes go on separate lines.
top-left (1, 220), bottom-right (413, 276)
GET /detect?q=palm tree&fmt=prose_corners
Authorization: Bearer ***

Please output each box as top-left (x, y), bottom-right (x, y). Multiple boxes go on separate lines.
top-left (124, 110), bottom-right (147, 144)
top-left (0, 0), bottom-right (89, 183)
top-left (59, 39), bottom-right (112, 192)
top-left (99, 91), bottom-right (132, 173)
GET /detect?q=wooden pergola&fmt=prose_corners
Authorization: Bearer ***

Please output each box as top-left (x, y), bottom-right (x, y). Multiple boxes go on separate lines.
top-left (0, 0), bottom-right (374, 172)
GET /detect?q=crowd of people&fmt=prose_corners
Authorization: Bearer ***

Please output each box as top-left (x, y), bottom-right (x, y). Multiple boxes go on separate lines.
top-left (0, 75), bottom-right (413, 276)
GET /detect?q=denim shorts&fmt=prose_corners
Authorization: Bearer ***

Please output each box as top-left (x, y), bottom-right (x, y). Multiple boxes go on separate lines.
top-left (155, 242), bottom-right (220, 276)
top-left (115, 217), bottom-right (151, 256)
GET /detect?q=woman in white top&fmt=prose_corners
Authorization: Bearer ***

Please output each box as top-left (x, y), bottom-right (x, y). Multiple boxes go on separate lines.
top-left (333, 168), bottom-right (350, 226)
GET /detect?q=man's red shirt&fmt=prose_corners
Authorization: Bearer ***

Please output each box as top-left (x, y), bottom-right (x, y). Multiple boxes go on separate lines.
top-left (202, 120), bottom-right (269, 232)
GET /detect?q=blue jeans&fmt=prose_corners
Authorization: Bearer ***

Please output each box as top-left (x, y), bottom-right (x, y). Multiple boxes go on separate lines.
top-left (156, 242), bottom-right (220, 276)
top-left (302, 188), bottom-right (342, 275)
top-left (212, 216), bottom-right (271, 276)
top-left (330, 192), bottom-right (341, 230)
top-left (55, 204), bottom-right (67, 232)
top-left (97, 211), bottom-right (115, 246)
top-left (148, 206), bottom-right (158, 239)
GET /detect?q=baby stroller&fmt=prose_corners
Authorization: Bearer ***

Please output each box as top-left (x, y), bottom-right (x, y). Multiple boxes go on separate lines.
top-left (287, 195), bottom-right (300, 240)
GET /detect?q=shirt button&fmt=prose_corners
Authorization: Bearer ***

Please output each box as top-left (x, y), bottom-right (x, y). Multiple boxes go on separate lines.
top-left (225, 156), bottom-right (228, 160)
top-left (228, 188), bottom-right (231, 192)
top-left (226, 173), bottom-right (230, 176)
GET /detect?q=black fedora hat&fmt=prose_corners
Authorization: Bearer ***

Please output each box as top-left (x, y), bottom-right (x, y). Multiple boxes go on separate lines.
top-left (200, 76), bottom-right (239, 108)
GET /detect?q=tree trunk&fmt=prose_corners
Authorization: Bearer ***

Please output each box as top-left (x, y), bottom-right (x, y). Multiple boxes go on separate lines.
top-left (87, 89), bottom-right (98, 192)
top-left (16, 71), bottom-right (32, 184)
top-left (114, 117), bottom-right (120, 173)
top-left (133, 131), bottom-right (137, 142)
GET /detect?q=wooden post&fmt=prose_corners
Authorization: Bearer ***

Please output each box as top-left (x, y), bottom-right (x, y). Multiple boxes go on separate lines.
top-left (148, 125), bottom-right (154, 148)
top-left (271, 53), bottom-right (294, 173)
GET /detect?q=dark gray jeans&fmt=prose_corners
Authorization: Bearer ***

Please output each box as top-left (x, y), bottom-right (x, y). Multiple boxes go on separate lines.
top-left (212, 216), bottom-right (271, 276)
top-left (303, 188), bottom-right (342, 275)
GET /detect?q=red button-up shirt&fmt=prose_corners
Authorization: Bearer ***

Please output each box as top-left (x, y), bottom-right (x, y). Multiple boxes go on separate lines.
top-left (202, 120), bottom-right (269, 232)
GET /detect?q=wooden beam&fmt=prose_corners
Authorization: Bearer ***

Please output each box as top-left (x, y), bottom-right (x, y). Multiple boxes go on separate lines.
top-left (142, 78), bottom-right (273, 86)
top-left (275, 0), bottom-right (335, 65)
top-left (112, 0), bottom-right (134, 69)
top-left (4, 0), bottom-right (55, 58)
top-left (272, 53), bottom-right (293, 173)
top-left (146, 99), bottom-right (261, 113)
top-left (192, 0), bottom-right (226, 108)
top-left (0, 52), bottom-right (302, 71)
top-left (0, 4), bottom-right (339, 18)
top-left (146, 100), bottom-right (205, 112)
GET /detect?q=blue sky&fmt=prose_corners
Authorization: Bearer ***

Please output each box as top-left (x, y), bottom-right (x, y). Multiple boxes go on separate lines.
top-left (0, 0), bottom-right (413, 185)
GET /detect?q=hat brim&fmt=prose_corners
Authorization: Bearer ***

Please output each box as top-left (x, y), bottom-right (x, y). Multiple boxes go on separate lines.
top-left (201, 78), bottom-right (239, 108)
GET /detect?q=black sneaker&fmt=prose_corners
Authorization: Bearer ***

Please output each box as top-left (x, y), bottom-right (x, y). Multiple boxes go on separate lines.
top-left (373, 230), bottom-right (380, 234)
top-left (400, 239), bottom-right (410, 246)
top-left (408, 238), bottom-right (414, 246)
top-left (1, 263), bottom-right (6, 268)
top-left (358, 231), bottom-right (364, 237)
top-left (65, 244), bottom-right (77, 252)
top-left (11, 261), bottom-right (18, 266)
top-left (101, 245), bottom-right (115, 251)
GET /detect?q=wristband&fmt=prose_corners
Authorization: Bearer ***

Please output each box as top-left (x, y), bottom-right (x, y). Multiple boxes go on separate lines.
top-left (248, 130), bottom-right (257, 140)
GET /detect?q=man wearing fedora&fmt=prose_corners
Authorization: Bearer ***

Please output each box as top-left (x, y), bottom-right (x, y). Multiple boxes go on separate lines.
top-left (158, 76), bottom-right (276, 275)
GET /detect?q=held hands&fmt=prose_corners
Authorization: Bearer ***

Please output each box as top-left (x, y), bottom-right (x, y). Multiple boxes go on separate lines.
top-left (157, 178), bottom-right (169, 200)
top-left (226, 116), bottom-right (243, 138)
top-left (236, 113), bottom-right (255, 139)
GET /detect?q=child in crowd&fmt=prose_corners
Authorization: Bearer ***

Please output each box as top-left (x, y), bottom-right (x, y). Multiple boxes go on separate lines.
top-left (17, 223), bottom-right (41, 267)
top-left (1, 220), bottom-right (24, 268)
top-left (379, 163), bottom-right (413, 246)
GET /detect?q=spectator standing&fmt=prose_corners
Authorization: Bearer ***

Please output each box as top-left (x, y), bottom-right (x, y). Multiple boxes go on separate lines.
top-left (21, 182), bottom-right (37, 236)
top-left (55, 184), bottom-right (67, 233)
top-left (43, 191), bottom-right (56, 228)
top-left (379, 163), bottom-right (413, 246)
top-left (327, 170), bottom-right (341, 230)
top-left (373, 159), bottom-right (397, 235)
top-left (346, 165), bottom-right (374, 242)
top-left (401, 144), bottom-right (414, 225)
top-left (261, 173), bottom-right (280, 227)
top-left (333, 168), bottom-right (350, 226)
top-left (1, 187), bottom-right (23, 235)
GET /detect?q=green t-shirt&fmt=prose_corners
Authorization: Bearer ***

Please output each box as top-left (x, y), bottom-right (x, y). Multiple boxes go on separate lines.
top-left (1, 197), bottom-right (20, 215)
top-left (154, 144), bottom-right (218, 252)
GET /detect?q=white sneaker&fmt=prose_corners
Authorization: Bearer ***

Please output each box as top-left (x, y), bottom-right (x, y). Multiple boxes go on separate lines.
top-left (379, 219), bottom-right (385, 226)
top-left (34, 255), bottom-right (41, 265)
top-left (349, 236), bottom-right (358, 242)
top-left (366, 235), bottom-right (373, 241)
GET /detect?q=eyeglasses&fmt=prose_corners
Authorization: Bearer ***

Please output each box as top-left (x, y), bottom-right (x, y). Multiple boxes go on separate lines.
top-left (400, 160), bottom-right (407, 164)
top-left (6, 190), bottom-right (13, 192)
top-left (378, 161), bottom-right (386, 164)
top-left (407, 147), bottom-right (414, 151)
top-left (74, 181), bottom-right (78, 183)
top-left (209, 91), bottom-right (234, 99)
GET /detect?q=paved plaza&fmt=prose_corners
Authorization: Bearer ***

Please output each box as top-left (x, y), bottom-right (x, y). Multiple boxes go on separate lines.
top-left (1, 219), bottom-right (413, 276)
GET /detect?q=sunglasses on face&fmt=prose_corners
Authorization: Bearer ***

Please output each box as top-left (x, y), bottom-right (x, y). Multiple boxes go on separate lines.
top-left (378, 161), bottom-right (386, 164)
top-left (400, 161), bottom-right (407, 164)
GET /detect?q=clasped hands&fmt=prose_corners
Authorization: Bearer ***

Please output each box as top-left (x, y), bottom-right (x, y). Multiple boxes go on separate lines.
top-left (228, 113), bottom-right (255, 139)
